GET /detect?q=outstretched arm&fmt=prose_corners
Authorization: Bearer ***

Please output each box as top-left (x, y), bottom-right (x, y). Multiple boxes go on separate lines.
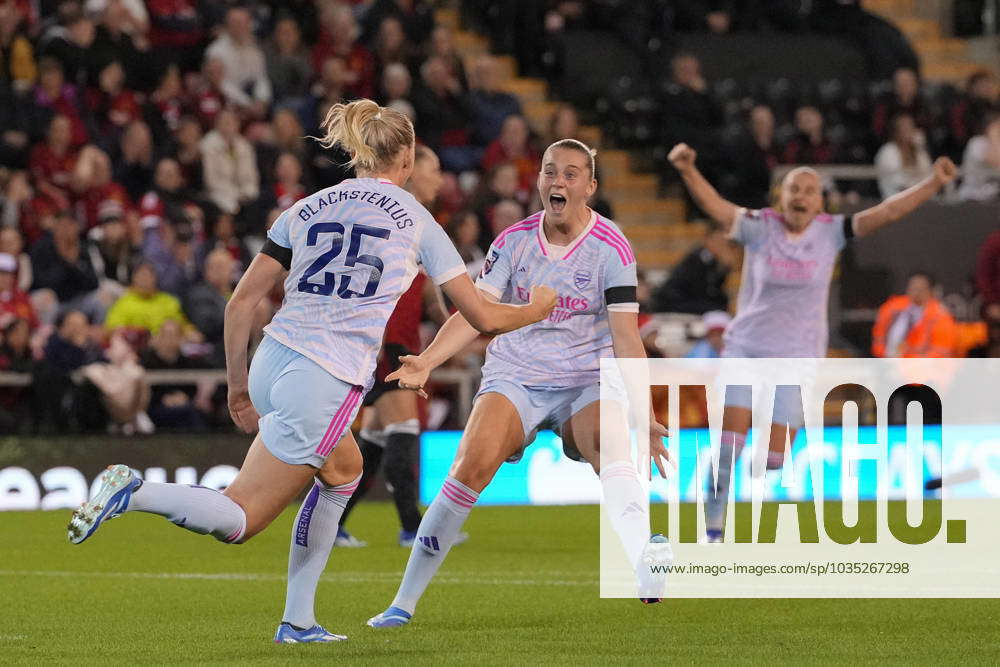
top-left (440, 272), bottom-right (554, 336)
top-left (385, 288), bottom-right (500, 396)
top-left (852, 157), bottom-right (958, 238)
top-left (668, 143), bottom-right (740, 232)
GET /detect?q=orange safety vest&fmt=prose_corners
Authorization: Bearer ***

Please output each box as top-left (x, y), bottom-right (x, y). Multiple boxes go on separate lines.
top-left (872, 295), bottom-right (956, 358)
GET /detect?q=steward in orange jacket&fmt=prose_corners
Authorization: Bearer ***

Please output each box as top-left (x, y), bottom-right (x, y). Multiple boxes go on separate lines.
top-left (872, 284), bottom-right (956, 358)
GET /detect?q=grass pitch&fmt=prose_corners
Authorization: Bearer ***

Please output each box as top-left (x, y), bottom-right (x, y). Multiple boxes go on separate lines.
top-left (3, 503), bottom-right (1000, 665)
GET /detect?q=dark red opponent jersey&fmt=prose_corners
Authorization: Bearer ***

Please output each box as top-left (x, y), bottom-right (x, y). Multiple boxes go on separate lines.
top-left (383, 271), bottom-right (427, 353)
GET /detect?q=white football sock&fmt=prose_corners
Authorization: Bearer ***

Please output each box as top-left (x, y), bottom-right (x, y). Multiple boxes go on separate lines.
top-left (128, 482), bottom-right (246, 543)
top-left (389, 476), bottom-right (478, 615)
top-left (282, 474), bottom-right (361, 628)
top-left (600, 460), bottom-right (650, 569)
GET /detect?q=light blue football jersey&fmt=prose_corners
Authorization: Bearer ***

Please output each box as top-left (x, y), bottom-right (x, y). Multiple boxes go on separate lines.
top-left (475, 210), bottom-right (638, 387)
top-left (264, 177), bottom-right (466, 388)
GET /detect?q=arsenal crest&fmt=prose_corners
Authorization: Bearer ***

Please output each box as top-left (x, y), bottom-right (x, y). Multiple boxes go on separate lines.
top-left (573, 270), bottom-right (591, 291)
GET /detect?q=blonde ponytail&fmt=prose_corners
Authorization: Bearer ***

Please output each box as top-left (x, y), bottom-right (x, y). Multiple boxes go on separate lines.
top-left (316, 99), bottom-right (415, 174)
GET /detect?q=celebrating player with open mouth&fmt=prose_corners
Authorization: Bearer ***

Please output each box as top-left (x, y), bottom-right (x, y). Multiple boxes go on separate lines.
top-left (367, 139), bottom-right (672, 629)
top-left (667, 142), bottom-right (958, 542)
top-left (66, 99), bottom-right (556, 643)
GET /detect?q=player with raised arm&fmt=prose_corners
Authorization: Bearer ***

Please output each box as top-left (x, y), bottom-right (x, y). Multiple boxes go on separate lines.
top-left (666, 142), bottom-right (957, 542)
top-left (367, 139), bottom-right (673, 629)
top-left (66, 99), bottom-right (556, 643)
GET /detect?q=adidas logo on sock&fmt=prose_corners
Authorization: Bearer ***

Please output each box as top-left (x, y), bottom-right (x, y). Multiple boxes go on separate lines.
top-left (419, 536), bottom-right (441, 552)
top-left (622, 502), bottom-right (647, 517)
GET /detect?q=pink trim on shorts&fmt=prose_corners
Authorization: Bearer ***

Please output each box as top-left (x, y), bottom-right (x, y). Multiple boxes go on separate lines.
top-left (315, 386), bottom-right (363, 457)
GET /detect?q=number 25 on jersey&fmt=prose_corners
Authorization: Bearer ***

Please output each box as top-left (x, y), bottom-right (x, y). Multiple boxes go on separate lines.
top-left (297, 222), bottom-right (390, 299)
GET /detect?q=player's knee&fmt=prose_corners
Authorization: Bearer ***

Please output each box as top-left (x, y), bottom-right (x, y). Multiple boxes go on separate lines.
top-left (450, 456), bottom-right (498, 492)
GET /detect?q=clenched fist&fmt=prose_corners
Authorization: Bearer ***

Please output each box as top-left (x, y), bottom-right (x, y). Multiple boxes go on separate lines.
top-left (528, 285), bottom-right (557, 320)
top-left (668, 143), bottom-right (697, 173)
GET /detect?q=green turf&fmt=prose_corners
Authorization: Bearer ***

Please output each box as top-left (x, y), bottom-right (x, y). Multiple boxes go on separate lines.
top-left (3, 503), bottom-right (1000, 665)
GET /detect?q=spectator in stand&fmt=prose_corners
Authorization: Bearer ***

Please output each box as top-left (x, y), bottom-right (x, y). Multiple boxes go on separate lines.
top-left (0, 226), bottom-right (32, 292)
top-left (379, 62), bottom-right (415, 121)
top-left (272, 152), bottom-right (305, 211)
top-left (170, 116), bottom-right (203, 192)
top-left (0, 82), bottom-right (32, 169)
top-left (308, 55), bottom-right (350, 117)
top-left (36, 9), bottom-right (95, 88)
top-left (724, 104), bottom-right (779, 209)
top-left (32, 57), bottom-right (87, 146)
top-left (445, 209), bottom-right (485, 278)
top-left (482, 114), bottom-right (540, 198)
top-left (35, 309), bottom-right (104, 432)
top-left (872, 272), bottom-right (956, 358)
top-left (0, 170), bottom-right (40, 243)
top-left (0, 251), bottom-right (36, 328)
top-left (30, 210), bottom-right (100, 320)
top-left (86, 0), bottom-right (149, 40)
top-left (373, 15), bottom-right (415, 75)
top-left (104, 260), bottom-right (197, 340)
top-left (412, 55), bottom-right (476, 171)
top-left (0, 0), bottom-right (36, 92)
top-left (183, 246), bottom-right (233, 356)
top-left (782, 105), bottom-right (838, 165)
top-left (363, 0), bottom-right (435, 45)
top-left (266, 15), bottom-right (311, 106)
top-left (143, 219), bottom-right (198, 298)
top-left (427, 24), bottom-right (467, 91)
top-left (271, 107), bottom-right (310, 171)
top-left (140, 317), bottom-right (210, 429)
top-left (489, 198), bottom-right (525, 238)
top-left (138, 157), bottom-right (195, 231)
top-left (958, 111), bottom-right (1000, 202)
top-left (871, 67), bottom-right (929, 146)
top-left (0, 316), bottom-right (33, 377)
top-left (650, 222), bottom-right (734, 314)
top-left (976, 227), bottom-right (1000, 323)
top-left (114, 119), bottom-right (155, 201)
top-left (469, 55), bottom-right (522, 147)
top-left (200, 108), bottom-right (259, 216)
top-left (142, 64), bottom-right (186, 146)
top-left (193, 56), bottom-right (227, 130)
top-left (86, 200), bottom-right (137, 291)
top-left (29, 113), bottom-right (77, 213)
top-left (686, 310), bottom-right (731, 359)
top-left (145, 0), bottom-right (203, 73)
top-left (658, 52), bottom-right (723, 162)
top-left (71, 146), bottom-right (132, 231)
top-left (874, 113), bottom-right (933, 198)
top-left (546, 103), bottom-right (579, 145)
top-left (86, 60), bottom-right (142, 151)
top-left (203, 6), bottom-right (270, 120)
top-left (80, 329), bottom-right (152, 434)
top-left (310, 1), bottom-right (375, 100)
top-left (198, 210), bottom-right (248, 270)
top-left (470, 162), bottom-right (522, 248)
top-left (949, 70), bottom-right (999, 158)
top-left (88, 0), bottom-right (147, 90)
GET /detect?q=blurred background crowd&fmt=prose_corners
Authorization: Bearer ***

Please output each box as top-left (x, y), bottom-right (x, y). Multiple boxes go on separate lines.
top-left (0, 0), bottom-right (997, 434)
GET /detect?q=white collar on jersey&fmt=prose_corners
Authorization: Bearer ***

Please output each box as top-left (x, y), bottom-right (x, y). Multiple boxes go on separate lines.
top-left (538, 209), bottom-right (597, 260)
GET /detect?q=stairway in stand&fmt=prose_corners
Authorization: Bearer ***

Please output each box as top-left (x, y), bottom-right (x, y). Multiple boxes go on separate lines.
top-left (865, 0), bottom-right (998, 82)
top-left (435, 8), bottom-right (705, 274)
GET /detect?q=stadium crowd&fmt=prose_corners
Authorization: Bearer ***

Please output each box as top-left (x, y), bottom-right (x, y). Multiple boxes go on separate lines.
top-left (0, 0), bottom-right (997, 435)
